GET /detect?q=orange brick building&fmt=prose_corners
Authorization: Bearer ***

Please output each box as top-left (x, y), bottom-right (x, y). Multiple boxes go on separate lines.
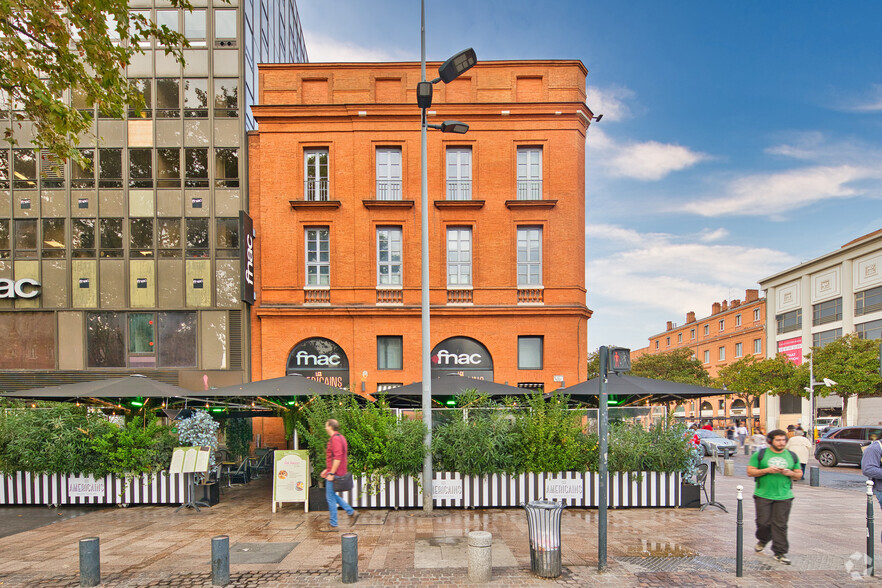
top-left (631, 289), bottom-right (767, 427)
top-left (248, 60), bottom-right (593, 397)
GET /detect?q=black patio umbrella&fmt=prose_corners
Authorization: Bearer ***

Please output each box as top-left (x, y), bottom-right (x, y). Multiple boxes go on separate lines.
top-left (382, 375), bottom-right (532, 406)
top-left (1, 374), bottom-right (190, 400)
top-left (559, 374), bottom-right (725, 405)
top-left (205, 374), bottom-right (351, 398)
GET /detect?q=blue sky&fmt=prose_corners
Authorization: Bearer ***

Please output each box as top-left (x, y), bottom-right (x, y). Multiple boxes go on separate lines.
top-left (295, 1), bottom-right (882, 352)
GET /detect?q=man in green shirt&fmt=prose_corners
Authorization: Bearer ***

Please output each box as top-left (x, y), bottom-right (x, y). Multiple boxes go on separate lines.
top-left (747, 428), bottom-right (802, 565)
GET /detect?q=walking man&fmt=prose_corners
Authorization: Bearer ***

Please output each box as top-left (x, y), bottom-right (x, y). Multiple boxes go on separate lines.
top-left (736, 422), bottom-right (749, 447)
top-left (320, 419), bottom-right (355, 532)
top-left (860, 435), bottom-right (882, 512)
top-left (747, 429), bottom-right (802, 564)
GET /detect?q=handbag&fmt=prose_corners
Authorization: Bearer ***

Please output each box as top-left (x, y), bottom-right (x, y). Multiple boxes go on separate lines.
top-left (333, 472), bottom-right (353, 492)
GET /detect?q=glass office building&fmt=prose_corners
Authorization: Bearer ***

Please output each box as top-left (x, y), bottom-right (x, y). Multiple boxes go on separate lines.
top-left (0, 0), bottom-right (307, 392)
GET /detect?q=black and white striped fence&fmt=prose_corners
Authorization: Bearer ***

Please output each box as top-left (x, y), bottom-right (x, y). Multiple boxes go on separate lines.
top-left (340, 471), bottom-right (682, 509)
top-left (0, 472), bottom-right (187, 505)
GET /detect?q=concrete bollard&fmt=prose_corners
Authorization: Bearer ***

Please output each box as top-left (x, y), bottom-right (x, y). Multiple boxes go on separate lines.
top-left (743, 445), bottom-right (749, 456)
top-left (79, 537), bottom-right (100, 587)
top-left (468, 530), bottom-right (493, 583)
top-left (723, 459), bottom-right (734, 476)
top-left (211, 535), bottom-right (230, 586)
top-left (810, 466), bottom-right (820, 487)
top-left (342, 533), bottom-right (358, 584)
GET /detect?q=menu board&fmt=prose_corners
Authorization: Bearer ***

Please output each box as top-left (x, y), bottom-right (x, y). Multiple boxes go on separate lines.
top-left (169, 447), bottom-right (212, 474)
top-left (272, 450), bottom-right (310, 513)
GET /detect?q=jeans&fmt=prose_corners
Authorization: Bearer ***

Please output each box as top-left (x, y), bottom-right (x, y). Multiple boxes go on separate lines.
top-left (738, 434), bottom-right (747, 447)
top-left (326, 478), bottom-right (354, 527)
top-left (754, 496), bottom-right (793, 556)
top-left (874, 488), bottom-right (882, 510)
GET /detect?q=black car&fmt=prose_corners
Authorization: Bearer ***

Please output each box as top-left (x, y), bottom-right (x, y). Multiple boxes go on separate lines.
top-left (814, 426), bottom-right (882, 467)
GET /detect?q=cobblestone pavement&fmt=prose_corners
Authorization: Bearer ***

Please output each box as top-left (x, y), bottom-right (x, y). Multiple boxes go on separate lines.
top-left (1, 469), bottom-right (882, 587)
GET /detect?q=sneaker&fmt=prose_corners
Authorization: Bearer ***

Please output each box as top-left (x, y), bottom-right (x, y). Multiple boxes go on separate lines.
top-left (755, 542), bottom-right (766, 553)
top-left (775, 554), bottom-right (791, 565)
top-left (318, 526), bottom-right (339, 533)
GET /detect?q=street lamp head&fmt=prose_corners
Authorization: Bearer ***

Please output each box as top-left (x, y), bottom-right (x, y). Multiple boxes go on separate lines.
top-left (417, 81), bottom-right (434, 109)
top-left (439, 120), bottom-right (469, 134)
top-left (437, 48), bottom-right (477, 83)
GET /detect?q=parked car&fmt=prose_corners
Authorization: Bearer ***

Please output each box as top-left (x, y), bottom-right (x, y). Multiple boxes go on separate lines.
top-left (814, 426), bottom-right (882, 467)
top-left (693, 429), bottom-right (738, 457)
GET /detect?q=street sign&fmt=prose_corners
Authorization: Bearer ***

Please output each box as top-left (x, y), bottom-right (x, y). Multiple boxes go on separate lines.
top-left (608, 347), bottom-right (631, 373)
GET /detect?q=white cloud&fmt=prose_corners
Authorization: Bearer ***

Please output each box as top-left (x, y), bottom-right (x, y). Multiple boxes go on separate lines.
top-left (586, 85), bottom-right (634, 122)
top-left (303, 31), bottom-right (410, 62)
top-left (698, 228), bottom-right (729, 243)
top-left (588, 128), bottom-right (709, 181)
top-left (836, 84), bottom-right (882, 113)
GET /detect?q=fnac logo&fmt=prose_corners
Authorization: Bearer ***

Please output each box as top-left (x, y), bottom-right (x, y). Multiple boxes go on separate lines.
top-left (431, 349), bottom-right (482, 366)
top-left (293, 350), bottom-right (341, 367)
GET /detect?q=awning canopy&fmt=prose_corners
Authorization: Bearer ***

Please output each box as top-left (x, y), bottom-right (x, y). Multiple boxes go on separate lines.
top-left (382, 375), bottom-right (531, 407)
top-left (559, 374), bottom-right (725, 405)
top-left (1, 375), bottom-right (189, 400)
top-left (205, 374), bottom-right (352, 398)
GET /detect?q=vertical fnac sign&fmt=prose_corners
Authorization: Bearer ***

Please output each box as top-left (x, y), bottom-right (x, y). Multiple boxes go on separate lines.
top-left (240, 211), bottom-right (255, 304)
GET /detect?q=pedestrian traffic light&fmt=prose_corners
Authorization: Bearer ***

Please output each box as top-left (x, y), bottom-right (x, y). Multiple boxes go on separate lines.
top-left (608, 347), bottom-right (631, 373)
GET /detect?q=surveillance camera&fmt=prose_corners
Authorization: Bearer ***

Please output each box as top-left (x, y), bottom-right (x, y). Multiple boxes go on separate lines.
top-left (823, 378), bottom-right (837, 387)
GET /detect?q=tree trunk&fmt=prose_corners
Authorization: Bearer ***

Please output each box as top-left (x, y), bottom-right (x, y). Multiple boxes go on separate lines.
top-left (743, 394), bottom-right (754, 433)
top-left (842, 394), bottom-right (849, 426)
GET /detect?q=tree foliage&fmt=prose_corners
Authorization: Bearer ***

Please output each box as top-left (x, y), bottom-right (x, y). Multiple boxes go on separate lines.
top-left (809, 333), bottom-right (882, 423)
top-left (0, 0), bottom-right (194, 164)
top-left (716, 354), bottom-right (801, 424)
top-left (630, 347), bottom-right (712, 386)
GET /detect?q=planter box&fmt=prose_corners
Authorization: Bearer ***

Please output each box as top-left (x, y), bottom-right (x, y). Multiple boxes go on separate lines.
top-left (679, 483), bottom-right (701, 508)
top-left (0, 472), bottom-right (187, 506)
top-left (338, 471), bottom-right (682, 510)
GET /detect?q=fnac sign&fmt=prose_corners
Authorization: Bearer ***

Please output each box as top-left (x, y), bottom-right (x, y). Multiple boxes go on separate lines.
top-left (0, 278), bottom-right (41, 299)
top-left (286, 337), bottom-right (349, 388)
top-left (431, 337), bottom-right (493, 380)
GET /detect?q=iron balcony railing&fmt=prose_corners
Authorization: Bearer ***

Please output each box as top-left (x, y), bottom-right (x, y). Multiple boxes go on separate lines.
top-left (304, 179), bottom-right (329, 201)
top-left (446, 180), bottom-right (472, 201)
top-left (376, 180), bottom-right (402, 200)
top-left (517, 179), bottom-right (543, 200)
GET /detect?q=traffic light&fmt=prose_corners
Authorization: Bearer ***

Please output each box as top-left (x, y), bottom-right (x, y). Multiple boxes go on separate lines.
top-left (608, 347), bottom-right (631, 373)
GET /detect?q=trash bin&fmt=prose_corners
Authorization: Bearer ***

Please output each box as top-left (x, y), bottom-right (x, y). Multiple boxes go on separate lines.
top-left (523, 500), bottom-right (563, 578)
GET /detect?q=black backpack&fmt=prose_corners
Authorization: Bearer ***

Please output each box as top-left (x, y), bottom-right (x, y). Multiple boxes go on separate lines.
top-left (755, 448), bottom-right (800, 487)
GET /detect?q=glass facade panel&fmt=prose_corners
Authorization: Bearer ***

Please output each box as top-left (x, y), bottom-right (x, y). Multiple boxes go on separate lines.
top-left (186, 218), bottom-right (209, 257)
top-left (129, 148), bottom-right (153, 188)
top-left (87, 312), bottom-right (126, 367)
top-left (158, 218), bottom-right (182, 258)
top-left (99, 218), bottom-right (123, 258)
top-left (157, 148), bottom-right (181, 188)
top-left (155, 10), bottom-right (179, 34)
top-left (214, 10), bottom-right (237, 39)
top-left (13, 149), bottom-right (37, 189)
top-left (128, 79), bottom-right (152, 118)
top-left (130, 218), bottom-right (154, 257)
top-left (0, 219), bottom-right (9, 258)
top-left (72, 218), bottom-right (96, 257)
top-left (214, 148), bottom-right (239, 187)
top-left (41, 219), bottom-right (66, 258)
top-left (99, 148), bottom-right (123, 188)
top-left (128, 313), bottom-right (155, 354)
top-left (214, 79), bottom-right (238, 117)
top-left (185, 148), bottom-right (209, 187)
top-left (184, 10), bottom-right (206, 46)
top-left (0, 149), bottom-right (8, 189)
top-left (155, 79), bottom-right (180, 118)
top-left (158, 311), bottom-right (197, 367)
top-left (183, 78), bottom-right (209, 118)
top-left (14, 219), bottom-right (37, 258)
top-left (216, 218), bottom-right (239, 258)
top-left (71, 149), bottom-right (95, 188)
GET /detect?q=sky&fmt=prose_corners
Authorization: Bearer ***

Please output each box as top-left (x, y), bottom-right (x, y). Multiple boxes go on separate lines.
top-left (294, 1), bottom-right (882, 352)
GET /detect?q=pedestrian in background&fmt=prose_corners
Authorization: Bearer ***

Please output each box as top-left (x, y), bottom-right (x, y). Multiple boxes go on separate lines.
top-left (786, 424), bottom-right (796, 439)
top-left (736, 423), bottom-right (749, 447)
top-left (726, 425), bottom-right (735, 440)
top-left (785, 431), bottom-right (811, 476)
top-left (751, 427), bottom-right (767, 451)
top-left (319, 419), bottom-right (356, 532)
top-left (861, 436), bottom-right (882, 512)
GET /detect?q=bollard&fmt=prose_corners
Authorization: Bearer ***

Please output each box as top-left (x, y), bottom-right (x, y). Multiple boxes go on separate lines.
top-left (868, 481), bottom-right (875, 577)
top-left (79, 537), bottom-right (100, 587)
top-left (810, 466), bottom-right (820, 487)
top-left (724, 459), bottom-right (734, 477)
top-left (211, 535), bottom-right (230, 586)
top-left (735, 485), bottom-right (743, 578)
top-left (342, 533), bottom-right (358, 584)
top-left (743, 444), bottom-right (749, 456)
top-left (468, 531), bottom-right (493, 583)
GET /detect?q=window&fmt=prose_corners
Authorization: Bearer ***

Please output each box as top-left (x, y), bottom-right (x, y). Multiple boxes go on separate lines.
top-left (99, 148), bottom-right (123, 188)
top-left (677, 333), bottom-right (683, 343)
top-left (833, 428), bottom-right (862, 440)
top-left (128, 79), bottom-right (152, 118)
top-left (130, 219), bottom-right (153, 258)
top-left (703, 350), bottom-right (710, 364)
top-left (214, 79), bottom-right (238, 117)
top-left (856, 286), bottom-right (882, 316)
top-left (71, 219), bottom-right (96, 258)
top-left (186, 218), bottom-right (209, 258)
top-left (41, 219), bottom-right (65, 258)
top-left (446, 227), bottom-right (472, 287)
top-left (856, 319), bottom-right (882, 341)
top-left (666, 336), bottom-right (670, 346)
top-left (376, 147), bottom-right (402, 200)
top-left (71, 86), bottom-right (93, 112)
top-left (718, 346), bottom-right (725, 361)
top-left (71, 149), bottom-right (95, 188)
top-left (183, 79), bottom-right (208, 117)
top-left (718, 319), bottom-right (725, 332)
top-left (304, 149), bottom-right (328, 200)
top-left (185, 148), bottom-right (209, 187)
top-left (754, 308), bottom-right (761, 322)
top-left (377, 336), bottom-right (403, 370)
top-left (812, 328), bottom-right (841, 349)
top-left (40, 150), bottom-right (63, 188)
top-left (184, 10), bottom-right (206, 46)
top-left (376, 227), bottom-right (402, 286)
top-left (776, 309), bottom-right (802, 334)
top-left (446, 147), bottom-right (472, 200)
top-left (99, 218), bottom-right (123, 258)
top-left (13, 220), bottom-right (37, 258)
top-left (779, 394), bottom-right (801, 415)
top-left (813, 297), bottom-right (842, 326)
top-left (305, 227), bottom-right (330, 286)
top-left (214, 10), bottom-right (237, 40)
top-left (0, 149), bottom-right (8, 189)
top-left (155, 79), bottom-right (180, 118)
top-left (690, 328), bottom-right (695, 339)
top-left (157, 311), bottom-right (197, 367)
top-left (704, 324), bottom-right (709, 336)
top-left (216, 218), bottom-right (239, 258)
top-left (129, 148), bottom-right (153, 188)
top-left (157, 148), bottom-right (180, 188)
top-left (753, 338), bottom-right (762, 354)
top-left (753, 398), bottom-right (760, 408)
top-left (0, 220), bottom-right (9, 258)
top-left (735, 314), bottom-right (742, 327)
top-left (155, 10), bottom-right (179, 35)
top-left (516, 227), bottom-right (542, 286)
top-left (157, 219), bottom-right (182, 258)
top-left (128, 10), bottom-right (151, 47)
top-left (128, 313), bottom-right (156, 367)
top-left (13, 149), bottom-right (36, 189)
top-left (516, 147), bottom-right (542, 200)
top-left (735, 342), bottom-right (743, 357)
top-left (655, 340), bottom-right (659, 349)
top-left (719, 399), bottom-right (725, 410)
top-left (518, 336), bottom-right (543, 369)
top-left (87, 312), bottom-right (125, 367)
top-left (215, 148), bottom-right (239, 187)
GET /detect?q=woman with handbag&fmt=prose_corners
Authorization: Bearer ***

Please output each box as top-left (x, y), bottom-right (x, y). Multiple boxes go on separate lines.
top-left (319, 419), bottom-right (356, 532)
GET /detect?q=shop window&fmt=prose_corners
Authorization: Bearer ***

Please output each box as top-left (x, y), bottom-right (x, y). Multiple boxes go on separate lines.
top-left (184, 10), bottom-right (206, 47)
top-left (183, 78), bottom-right (209, 118)
top-left (158, 311), bottom-right (197, 367)
top-left (41, 219), bottom-right (66, 258)
top-left (377, 336), bottom-right (403, 370)
top-left (71, 218), bottom-right (96, 258)
top-left (214, 79), bottom-right (238, 117)
top-left (305, 227), bottom-right (329, 286)
top-left (446, 227), bottom-right (472, 287)
top-left (155, 79), bottom-right (180, 118)
top-left (99, 148), bottom-right (123, 188)
top-left (215, 148), bottom-right (239, 187)
top-left (158, 218), bottom-right (183, 258)
top-left (128, 313), bottom-right (156, 367)
top-left (185, 148), bottom-right (209, 188)
top-left (87, 312), bottom-right (126, 367)
top-left (128, 79), bottom-right (152, 118)
top-left (186, 218), bottom-right (209, 258)
top-left (99, 218), bottom-right (123, 258)
top-left (157, 148), bottom-right (181, 188)
top-left (129, 148), bottom-right (153, 188)
top-left (376, 226), bottom-right (402, 286)
top-left (518, 336), bottom-right (543, 370)
top-left (516, 226), bottom-right (542, 286)
top-left (13, 149), bottom-right (37, 189)
top-left (71, 149), bottom-right (95, 188)
top-left (0, 219), bottom-right (9, 258)
top-left (216, 218), bottom-right (239, 258)
top-left (14, 219), bottom-right (37, 258)
top-left (130, 218), bottom-right (154, 258)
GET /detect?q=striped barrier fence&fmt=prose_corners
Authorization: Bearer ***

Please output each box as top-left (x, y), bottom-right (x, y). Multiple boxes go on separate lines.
top-left (0, 471), bottom-right (187, 505)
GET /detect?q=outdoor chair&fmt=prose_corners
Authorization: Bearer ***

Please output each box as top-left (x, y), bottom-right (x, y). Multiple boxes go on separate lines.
top-left (695, 463), bottom-right (710, 506)
top-left (228, 459), bottom-right (250, 485)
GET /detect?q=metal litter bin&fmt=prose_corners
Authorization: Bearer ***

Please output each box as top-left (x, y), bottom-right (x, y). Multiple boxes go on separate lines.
top-left (523, 500), bottom-right (563, 578)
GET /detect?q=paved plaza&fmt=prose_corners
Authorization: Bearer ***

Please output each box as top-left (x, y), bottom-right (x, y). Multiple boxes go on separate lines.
top-left (1, 460), bottom-right (881, 587)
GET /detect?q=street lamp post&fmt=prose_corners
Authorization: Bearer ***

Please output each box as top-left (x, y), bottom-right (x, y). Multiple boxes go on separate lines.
top-left (805, 357), bottom-right (837, 440)
top-left (418, 0), bottom-right (476, 512)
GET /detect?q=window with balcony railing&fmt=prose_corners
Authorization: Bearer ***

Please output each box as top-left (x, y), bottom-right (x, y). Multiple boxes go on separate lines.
top-left (516, 147), bottom-right (542, 200)
top-left (446, 147), bottom-right (471, 200)
top-left (304, 149), bottom-right (328, 200)
top-left (376, 147), bottom-right (402, 200)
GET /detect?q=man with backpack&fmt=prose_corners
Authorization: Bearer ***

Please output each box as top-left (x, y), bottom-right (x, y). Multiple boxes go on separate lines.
top-left (747, 429), bottom-right (802, 565)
